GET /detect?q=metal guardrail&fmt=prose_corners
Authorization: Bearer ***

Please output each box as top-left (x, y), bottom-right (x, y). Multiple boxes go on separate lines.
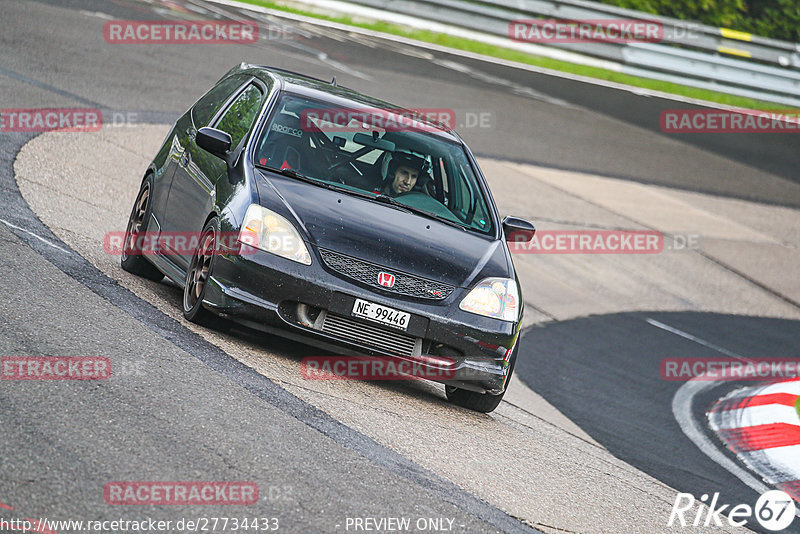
top-left (343, 0), bottom-right (800, 105)
top-left (475, 0), bottom-right (800, 68)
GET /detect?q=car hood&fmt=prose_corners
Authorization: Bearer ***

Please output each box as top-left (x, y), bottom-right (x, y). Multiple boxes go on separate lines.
top-left (255, 170), bottom-right (511, 288)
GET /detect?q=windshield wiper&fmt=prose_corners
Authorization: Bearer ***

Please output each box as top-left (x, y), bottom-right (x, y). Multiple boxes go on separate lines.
top-left (259, 165), bottom-right (347, 195)
top-left (259, 167), bottom-right (398, 205)
top-left (370, 195), bottom-right (467, 231)
top-left (317, 189), bottom-right (414, 214)
top-left (406, 207), bottom-right (468, 231)
top-left (260, 165), bottom-right (322, 185)
top-left (345, 191), bottom-right (467, 230)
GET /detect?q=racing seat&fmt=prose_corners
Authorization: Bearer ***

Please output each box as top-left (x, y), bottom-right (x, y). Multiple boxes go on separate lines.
top-left (257, 113), bottom-right (319, 174)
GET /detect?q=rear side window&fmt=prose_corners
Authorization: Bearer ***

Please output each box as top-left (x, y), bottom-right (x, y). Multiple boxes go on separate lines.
top-left (213, 84), bottom-right (265, 148)
top-left (191, 76), bottom-right (246, 127)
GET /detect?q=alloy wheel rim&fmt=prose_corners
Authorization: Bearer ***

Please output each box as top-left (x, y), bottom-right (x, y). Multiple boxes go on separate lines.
top-left (184, 230), bottom-right (215, 311)
top-left (122, 183), bottom-right (150, 260)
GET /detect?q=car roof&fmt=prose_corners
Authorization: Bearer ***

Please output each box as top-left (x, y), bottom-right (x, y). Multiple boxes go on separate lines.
top-left (228, 63), bottom-right (462, 143)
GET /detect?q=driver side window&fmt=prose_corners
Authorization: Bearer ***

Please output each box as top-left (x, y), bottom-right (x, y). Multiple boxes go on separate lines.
top-left (213, 84), bottom-right (265, 149)
top-left (191, 76), bottom-right (247, 127)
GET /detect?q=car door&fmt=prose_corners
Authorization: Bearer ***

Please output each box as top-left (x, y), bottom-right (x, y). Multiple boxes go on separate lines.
top-left (163, 76), bottom-right (264, 266)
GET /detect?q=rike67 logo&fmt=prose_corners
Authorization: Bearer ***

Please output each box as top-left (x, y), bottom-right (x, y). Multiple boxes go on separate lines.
top-left (669, 491), bottom-right (796, 531)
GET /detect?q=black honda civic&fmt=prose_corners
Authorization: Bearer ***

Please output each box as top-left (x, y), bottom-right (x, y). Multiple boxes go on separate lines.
top-left (121, 63), bottom-right (535, 412)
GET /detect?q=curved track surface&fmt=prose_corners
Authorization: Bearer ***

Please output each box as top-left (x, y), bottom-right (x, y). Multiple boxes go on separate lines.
top-left (2, 0), bottom-right (799, 532)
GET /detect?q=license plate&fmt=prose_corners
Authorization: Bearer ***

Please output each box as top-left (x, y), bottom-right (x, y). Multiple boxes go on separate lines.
top-left (351, 298), bottom-right (410, 331)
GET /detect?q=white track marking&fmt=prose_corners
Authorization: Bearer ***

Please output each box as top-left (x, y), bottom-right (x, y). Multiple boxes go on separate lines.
top-left (646, 318), bottom-right (749, 361)
top-left (78, 10), bottom-right (114, 20)
top-left (0, 219), bottom-right (70, 254)
top-left (316, 52), bottom-right (373, 80)
top-left (430, 58), bottom-right (578, 108)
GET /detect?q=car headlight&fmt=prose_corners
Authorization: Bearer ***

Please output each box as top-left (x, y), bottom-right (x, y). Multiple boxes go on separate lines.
top-left (239, 204), bottom-right (311, 265)
top-left (459, 278), bottom-right (520, 322)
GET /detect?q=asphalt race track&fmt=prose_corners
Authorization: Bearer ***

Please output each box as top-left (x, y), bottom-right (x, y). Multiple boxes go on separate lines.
top-left (1, 0), bottom-right (799, 532)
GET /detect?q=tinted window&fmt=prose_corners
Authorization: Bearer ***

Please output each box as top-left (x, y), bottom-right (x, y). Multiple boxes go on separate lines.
top-left (191, 76), bottom-right (246, 127)
top-left (214, 84), bottom-right (264, 148)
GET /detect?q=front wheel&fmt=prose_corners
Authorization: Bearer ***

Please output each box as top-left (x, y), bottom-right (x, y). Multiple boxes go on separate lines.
top-left (445, 347), bottom-right (517, 413)
top-left (182, 217), bottom-right (218, 325)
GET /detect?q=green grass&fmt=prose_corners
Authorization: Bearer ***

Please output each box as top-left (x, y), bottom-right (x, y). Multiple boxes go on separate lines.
top-left (237, 0), bottom-right (787, 111)
top-left (796, 396), bottom-right (800, 420)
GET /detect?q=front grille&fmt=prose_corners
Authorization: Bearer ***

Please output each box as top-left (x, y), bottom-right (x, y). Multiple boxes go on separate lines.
top-left (320, 312), bottom-right (420, 357)
top-left (318, 248), bottom-right (454, 300)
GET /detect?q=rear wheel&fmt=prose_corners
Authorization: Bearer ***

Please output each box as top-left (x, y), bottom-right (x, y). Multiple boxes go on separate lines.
top-left (121, 174), bottom-right (163, 281)
top-left (445, 347), bottom-right (517, 413)
top-left (182, 217), bottom-right (218, 325)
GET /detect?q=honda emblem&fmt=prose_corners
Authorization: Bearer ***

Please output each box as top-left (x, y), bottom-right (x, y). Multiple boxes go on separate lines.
top-left (377, 272), bottom-right (395, 288)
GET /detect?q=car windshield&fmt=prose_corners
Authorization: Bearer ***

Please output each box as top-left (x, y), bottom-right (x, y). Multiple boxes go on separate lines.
top-left (253, 93), bottom-right (493, 234)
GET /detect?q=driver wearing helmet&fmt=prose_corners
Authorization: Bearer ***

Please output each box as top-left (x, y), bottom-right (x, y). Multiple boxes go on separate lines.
top-left (380, 151), bottom-right (430, 197)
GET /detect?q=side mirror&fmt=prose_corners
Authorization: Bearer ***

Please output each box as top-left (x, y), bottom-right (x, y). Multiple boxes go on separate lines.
top-left (196, 127), bottom-right (232, 159)
top-left (502, 216), bottom-right (536, 243)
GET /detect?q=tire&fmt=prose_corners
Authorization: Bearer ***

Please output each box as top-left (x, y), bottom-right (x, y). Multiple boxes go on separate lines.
top-left (121, 174), bottom-right (164, 282)
top-left (182, 217), bottom-right (218, 325)
top-left (445, 347), bottom-right (517, 413)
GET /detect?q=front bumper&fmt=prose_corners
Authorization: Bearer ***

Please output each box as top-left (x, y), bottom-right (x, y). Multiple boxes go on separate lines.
top-left (202, 246), bottom-right (520, 394)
